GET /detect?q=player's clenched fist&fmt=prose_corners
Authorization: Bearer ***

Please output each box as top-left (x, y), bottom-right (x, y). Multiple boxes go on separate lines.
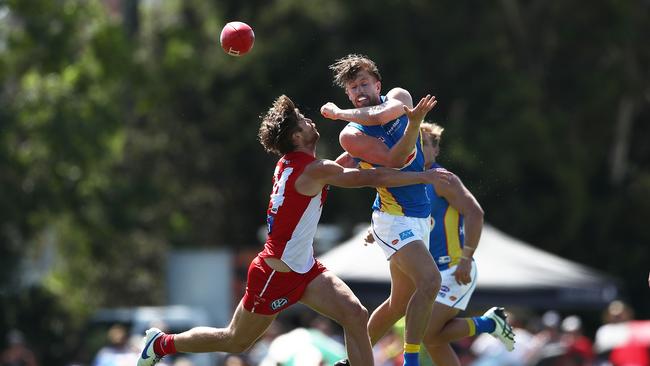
top-left (320, 102), bottom-right (341, 120)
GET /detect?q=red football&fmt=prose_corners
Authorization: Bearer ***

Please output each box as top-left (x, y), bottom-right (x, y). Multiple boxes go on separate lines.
top-left (220, 21), bottom-right (255, 56)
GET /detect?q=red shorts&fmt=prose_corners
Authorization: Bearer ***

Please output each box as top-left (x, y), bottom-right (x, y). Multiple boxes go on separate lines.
top-left (242, 256), bottom-right (327, 315)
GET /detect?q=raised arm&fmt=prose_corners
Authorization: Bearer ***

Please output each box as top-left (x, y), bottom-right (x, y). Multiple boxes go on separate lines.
top-left (294, 159), bottom-right (451, 196)
top-left (386, 94), bottom-right (437, 167)
top-left (321, 88), bottom-right (413, 126)
top-left (339, 95), bottom-right (438, 168)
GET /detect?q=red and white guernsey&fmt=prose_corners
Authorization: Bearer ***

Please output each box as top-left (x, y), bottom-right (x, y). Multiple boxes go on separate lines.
top-left (259, 151), bottom-right (329, 273)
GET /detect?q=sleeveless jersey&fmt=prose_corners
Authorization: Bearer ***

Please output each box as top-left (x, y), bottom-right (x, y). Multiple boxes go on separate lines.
top-left (427, 163), bottom-right (465, 270)
top-left (347, 96), bottom-right (430, 218)
top-left (259, 151), bottom-right (329, 273)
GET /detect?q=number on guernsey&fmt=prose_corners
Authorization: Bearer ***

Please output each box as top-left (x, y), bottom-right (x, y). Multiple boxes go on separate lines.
top-left (270, 167), bottom-right (293, 214)
top-left (267, 167), bottom-right (293, 234)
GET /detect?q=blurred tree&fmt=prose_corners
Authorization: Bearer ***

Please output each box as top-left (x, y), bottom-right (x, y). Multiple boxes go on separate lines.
top-left (0, 1), bottom-right (161, 362)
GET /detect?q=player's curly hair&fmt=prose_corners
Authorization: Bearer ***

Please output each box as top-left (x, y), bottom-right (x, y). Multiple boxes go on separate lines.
top-left (258, 95), bottom-right (302, 156)
top-left (329, 54), bottom-right (382, 88)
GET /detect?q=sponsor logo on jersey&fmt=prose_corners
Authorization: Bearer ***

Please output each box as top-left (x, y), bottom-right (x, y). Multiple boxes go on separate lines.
top-left (440, 285), bottom-right (450, 293)
top-left (386, 119), bottom-right (401, 135)
top-left (438, 292), bottom-right (446, 298)
top-left (449, 296), bottom-right (457, 301)
top-left (399, 229), bottom-right (414, 240)
top-left (437, 256), bottom-right (451, 264)
top-left (392, 239), bottom-right (399, 245)
top-left (270, 298), bottom-right (288, 311)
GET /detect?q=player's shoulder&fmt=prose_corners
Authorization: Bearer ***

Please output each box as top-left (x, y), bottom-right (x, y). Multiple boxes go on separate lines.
top-left (386, 87), bottom-right (412, 105)
top-left (303, 158), bottom-right (341, 177)
top-left (386, 87), bottom-right (411, 97)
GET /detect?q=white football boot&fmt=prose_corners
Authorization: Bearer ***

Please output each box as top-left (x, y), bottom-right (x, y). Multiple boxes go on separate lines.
top-left (484, 307), bottom-right (515, 351)
top-left (137, 327), bottom-right (164, 366)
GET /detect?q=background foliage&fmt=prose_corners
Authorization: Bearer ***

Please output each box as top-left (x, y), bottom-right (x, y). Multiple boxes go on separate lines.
top-left (0, 0), bottom-right (648, 363)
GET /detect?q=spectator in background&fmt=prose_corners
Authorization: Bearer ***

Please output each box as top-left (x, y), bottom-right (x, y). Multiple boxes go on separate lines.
top-left (595, 300), bottom-right (649, 366)
top-left (310, 316), bottom-right (345, 346)
top-left (222, 354), bottom-right (249, 366)
top-left (523, 310), bottom-right (570, 366)
top-left (602, 300), bottom-right (634, 324)
top-left (92, 324), bottom-right (138, 366)
top-left (171, 358), bottom-right (194, 366)
top-left (373, 319), bottom-right (405, 366)
top-left (259, 325), bottom-right (346, 366)
top-left (560, 315), bottom-right (594, 366)
top-left (246, 321), bottom-right (284, 366)
top-left (1, 330), bottom-right (38, 366)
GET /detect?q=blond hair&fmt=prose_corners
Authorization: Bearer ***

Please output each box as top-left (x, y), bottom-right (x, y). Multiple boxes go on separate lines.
top-left (329, 54), bottom-right (382, 88)
top-left (420, 122), bottom-right (444, 144)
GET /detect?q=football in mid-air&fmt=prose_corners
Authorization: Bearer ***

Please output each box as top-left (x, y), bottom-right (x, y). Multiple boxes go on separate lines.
top-left (220, 21), bottom-right (255, 56)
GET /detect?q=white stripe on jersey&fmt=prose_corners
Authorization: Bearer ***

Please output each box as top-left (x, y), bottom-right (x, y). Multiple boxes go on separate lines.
top-left (280, 191), bottom-right (323, 273)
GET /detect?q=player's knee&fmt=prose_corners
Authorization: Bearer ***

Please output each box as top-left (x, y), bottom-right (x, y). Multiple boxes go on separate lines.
top-left (352, 302), bottom-right (370, 324)
top-left (225, 339), bottom-right (255, 354)
top-left (223, 330), bottom-right (256, 353)
top-left (389, 298), bottom-right (409, 316)
top-left (342, 300), bottom-right (369, 327)
top-left (422, 331), bottom-right (445, 347)
top-left (415, 273), bottom-right (441, 301)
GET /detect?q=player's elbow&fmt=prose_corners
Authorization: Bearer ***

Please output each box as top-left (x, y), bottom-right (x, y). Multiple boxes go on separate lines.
top-left (467, 203), bottom-right (484, 223)
top-left (384, 158), bottom-right (405, 169)
top-left (387, 87), bottom-right (412, 107)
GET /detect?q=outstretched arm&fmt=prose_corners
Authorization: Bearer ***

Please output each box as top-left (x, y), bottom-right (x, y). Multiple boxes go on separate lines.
top-left (339, 95), bottom-right (438, 168)
top-left (294, 159), bottom-right (451, 196)
top-left (321, 88), bottom-right (413, 126)
top-left (434, 173), bottom-right (484, 285)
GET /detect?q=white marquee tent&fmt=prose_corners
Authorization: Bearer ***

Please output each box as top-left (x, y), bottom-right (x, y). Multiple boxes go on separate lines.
top-left (318, 224), bottom-right (618, 309)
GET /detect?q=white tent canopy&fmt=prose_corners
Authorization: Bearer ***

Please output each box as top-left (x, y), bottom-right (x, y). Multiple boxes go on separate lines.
top-left (318, 224), bottom-right (618, 308)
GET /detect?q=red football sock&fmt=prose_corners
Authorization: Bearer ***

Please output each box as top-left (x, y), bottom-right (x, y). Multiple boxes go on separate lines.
top-left (153, 334), bottom-right (177, 356)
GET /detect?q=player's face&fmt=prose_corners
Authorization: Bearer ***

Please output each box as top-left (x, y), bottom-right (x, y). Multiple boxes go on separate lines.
top-left (421, 133), bottom-right (439, 167)
top-left (344, 70), bottom-right (381, 108)
top-left (295, 110), bottom-right (319, 145)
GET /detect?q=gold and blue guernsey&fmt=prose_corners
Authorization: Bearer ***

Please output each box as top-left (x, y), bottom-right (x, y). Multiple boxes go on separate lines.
top-left (347, 97), bottom-right (430, 219)
top-left (427, 173), bottom-right (514, 348)
top-left (425, 162), bottom-right (466, 270)
top-left (426, 162), bottom-right (480, 312)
